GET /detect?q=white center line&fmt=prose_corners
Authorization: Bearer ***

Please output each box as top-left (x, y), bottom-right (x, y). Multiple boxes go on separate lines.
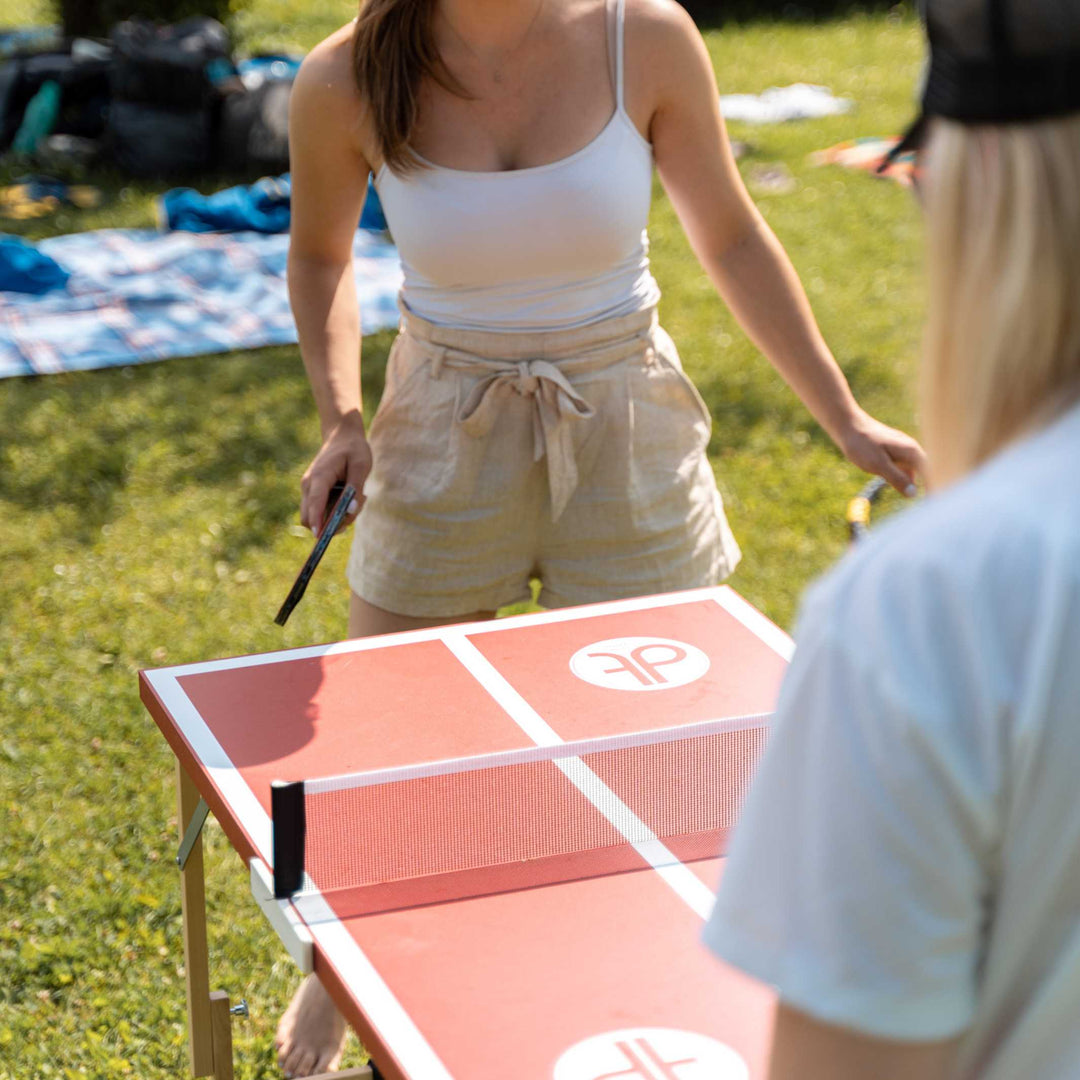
top-left (443, 633), bottom-right (718, 920)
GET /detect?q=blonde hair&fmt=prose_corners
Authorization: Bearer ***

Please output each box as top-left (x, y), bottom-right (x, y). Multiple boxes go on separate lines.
top-left (921, 114), bottom-right (1080, 486)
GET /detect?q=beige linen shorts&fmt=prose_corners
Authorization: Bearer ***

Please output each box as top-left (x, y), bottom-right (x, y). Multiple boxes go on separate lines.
top-left (347, 304), bottom-right (741, 617)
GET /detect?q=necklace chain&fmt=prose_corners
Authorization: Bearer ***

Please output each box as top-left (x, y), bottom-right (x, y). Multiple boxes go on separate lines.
top-left (440, 0), bottom-right (547, 83)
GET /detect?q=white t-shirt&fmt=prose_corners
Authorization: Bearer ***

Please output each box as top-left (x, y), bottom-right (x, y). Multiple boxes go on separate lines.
top-left (704, 401), bottom-right (1080, 1079)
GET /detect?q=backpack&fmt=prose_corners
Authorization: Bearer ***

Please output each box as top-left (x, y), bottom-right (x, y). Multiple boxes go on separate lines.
top-left (105, 17), bottom-right (238, 176)
top-left (218, 77), bottom-right (292, 174)
top-left (108, 17), bottom-right (234, 111)
top-left (0, 42), bottom-right (111, 151)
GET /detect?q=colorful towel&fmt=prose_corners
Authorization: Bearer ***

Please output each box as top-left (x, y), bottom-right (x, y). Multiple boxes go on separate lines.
top-left (0, 227), bottom-right (402, 378)
top-left (809, 137), bottom-right (917, 187)
top-left (0, 176), bottom-right (103, 220)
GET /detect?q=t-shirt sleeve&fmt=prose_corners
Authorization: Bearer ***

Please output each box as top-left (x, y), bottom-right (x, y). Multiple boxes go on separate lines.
top-left (703, 582), bottom-right (992, 1042)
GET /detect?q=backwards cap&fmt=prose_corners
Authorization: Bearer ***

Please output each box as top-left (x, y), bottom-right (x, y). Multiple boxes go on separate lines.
top-left (890, 0), bottom-right (1080, 159)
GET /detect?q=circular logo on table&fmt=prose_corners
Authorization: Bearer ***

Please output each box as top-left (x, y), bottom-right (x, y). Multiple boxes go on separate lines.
top-left (569, 638), bottom-right (710, 692)
top-left (554, 1027), bottom-right (748, 1079)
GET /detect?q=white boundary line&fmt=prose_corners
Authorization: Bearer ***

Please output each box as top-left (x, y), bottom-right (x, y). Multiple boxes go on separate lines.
top-left (151, 671), bottom-right (273, 857)
top-left (144, 586), bottom-right (792, 1079)
top-left (712, 588), bottom-right (795, 661)
top-left (294, 892), bottom-right (454, 1080)
top-left (145, 586), bottom-right (745, 680)
top-left (442, 635), bottom-right (718, 920)
top-left (146, 669), bottom-right (456, 1080)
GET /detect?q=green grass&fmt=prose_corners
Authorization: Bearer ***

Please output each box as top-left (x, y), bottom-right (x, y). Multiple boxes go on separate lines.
top-left (0, 5), bottom-right (922, 1078)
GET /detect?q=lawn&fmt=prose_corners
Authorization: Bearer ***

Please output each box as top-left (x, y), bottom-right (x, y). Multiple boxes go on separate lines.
top-left (0, 3), bottom-right (923, 1077)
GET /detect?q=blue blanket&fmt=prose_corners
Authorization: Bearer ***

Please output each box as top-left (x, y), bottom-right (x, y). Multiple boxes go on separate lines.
top-left (0, 227), bottom-right (402, 378)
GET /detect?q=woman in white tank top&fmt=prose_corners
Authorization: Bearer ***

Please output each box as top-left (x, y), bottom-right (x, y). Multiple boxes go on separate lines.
top-left (277, 0), bottom-right (926, 1072)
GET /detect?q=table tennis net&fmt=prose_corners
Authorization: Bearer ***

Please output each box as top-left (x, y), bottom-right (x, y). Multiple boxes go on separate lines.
top-left (271, 715), bottom-right (770, 915)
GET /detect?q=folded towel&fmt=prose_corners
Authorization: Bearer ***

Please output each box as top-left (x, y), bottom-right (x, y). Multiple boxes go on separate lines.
top-left (720, 84), bottom-right (854, 124)
top-left (158, 174), bottom-right (387, 234)
top-left (0, 234), bottom-right (70, 294)
top-left (159, 175), bottom-right (292, 233)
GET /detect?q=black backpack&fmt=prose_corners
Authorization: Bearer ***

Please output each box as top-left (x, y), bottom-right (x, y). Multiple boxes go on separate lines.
top-left (218, 77), bottom-right (292, 174)
top-left (108, 17), bottom-right (234, 111)
top-left (105, 17), bottom-right (238, 176)
top-left (0, 42), bottom-right (112, 151)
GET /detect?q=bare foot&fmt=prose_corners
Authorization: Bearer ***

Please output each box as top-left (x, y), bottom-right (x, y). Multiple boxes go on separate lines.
top-left (276, 974), bottom-right (348, 1077)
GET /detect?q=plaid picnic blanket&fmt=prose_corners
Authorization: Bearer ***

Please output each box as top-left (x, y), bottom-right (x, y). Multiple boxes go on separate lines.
top-left (0, 227), bottom-right (403, 378)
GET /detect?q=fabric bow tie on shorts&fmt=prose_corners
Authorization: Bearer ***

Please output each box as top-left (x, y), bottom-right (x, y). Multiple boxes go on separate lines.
top-left (406, 317), bottom-right (655, 523)
top-left (454, 358), bottom-right (595, 521)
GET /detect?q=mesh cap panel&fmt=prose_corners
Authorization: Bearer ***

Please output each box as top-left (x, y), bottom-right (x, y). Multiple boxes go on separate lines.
top-left (926, 0), bottom-right (1080, 59)
top-left (919, 0), bottom-right (1080, 123)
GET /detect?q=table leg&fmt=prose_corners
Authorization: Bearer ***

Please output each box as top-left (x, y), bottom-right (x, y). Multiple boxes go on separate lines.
top-left (177, 759), bottom-right (216, 1077)
top-left (174, 763), bottom-right (374, 1079)
top-left (208, 992), bottom-right (235, 1080)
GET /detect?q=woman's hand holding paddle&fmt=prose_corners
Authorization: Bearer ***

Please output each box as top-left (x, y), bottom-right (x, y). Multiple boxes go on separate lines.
top-left (835, 407), bottom-right (926, 497)
top-left (300, 409), bottom-right (370, 537)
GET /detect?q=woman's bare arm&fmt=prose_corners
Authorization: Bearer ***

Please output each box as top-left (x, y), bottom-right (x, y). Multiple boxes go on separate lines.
top-left (769, 1003), bottom-right (962, 1080)
top-left (638, 0), bottom-right (926, 492)
top-left (288, 32), bottom-right (374, 532)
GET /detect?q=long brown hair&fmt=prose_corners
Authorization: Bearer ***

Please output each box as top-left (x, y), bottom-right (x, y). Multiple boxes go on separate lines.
top-left (352, 0), bottom-right (464, 174)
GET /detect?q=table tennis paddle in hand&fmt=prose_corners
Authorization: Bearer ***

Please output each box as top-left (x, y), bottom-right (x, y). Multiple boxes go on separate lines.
top-left (274, 481), bottom-right (356, 626)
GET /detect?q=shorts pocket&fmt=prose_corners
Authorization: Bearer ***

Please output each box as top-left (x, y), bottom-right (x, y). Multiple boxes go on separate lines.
top-left (623, 328), bottom-right (715, 534)
top-left (630, 326), bottom-right (711, 459)
top-left (367, 335), bottom-right (425, 439)
top-left (649, 326), bottom-right (713, 438)
top-left (365, 334), bottom-right (457, 507)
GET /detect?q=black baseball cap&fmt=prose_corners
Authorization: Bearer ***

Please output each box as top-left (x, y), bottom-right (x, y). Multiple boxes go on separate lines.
top-left (883, 0), bottom-right (1080, 167)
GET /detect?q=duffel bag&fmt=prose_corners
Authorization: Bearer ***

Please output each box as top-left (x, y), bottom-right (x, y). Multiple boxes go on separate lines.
top-left (217, 78), bottom-right (291, 174)
top-left (109, 16), bottom-right (235, 111)
top-left (108, 99), bottom-right (215, 176)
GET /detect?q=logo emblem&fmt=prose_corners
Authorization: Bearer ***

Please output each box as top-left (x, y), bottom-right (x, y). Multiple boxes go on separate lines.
top-left (569, 638), bottom-right (710, 692)
top-left (554, 1027), bottom-right (749, 1079)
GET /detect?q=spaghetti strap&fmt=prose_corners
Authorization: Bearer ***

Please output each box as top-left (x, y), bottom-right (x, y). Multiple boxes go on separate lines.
top-left (604, 0), bottom-right (617, 107)
top-left (615, 0), bottom-right (626, 109)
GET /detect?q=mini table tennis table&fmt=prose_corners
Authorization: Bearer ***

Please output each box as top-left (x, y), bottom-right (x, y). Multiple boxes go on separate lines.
top-left (140, 585), bottom-right (792, 1080)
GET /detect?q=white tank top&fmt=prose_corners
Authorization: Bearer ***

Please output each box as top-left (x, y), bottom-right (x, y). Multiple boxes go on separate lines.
top-left (373, 0), bottom-right (661, 332)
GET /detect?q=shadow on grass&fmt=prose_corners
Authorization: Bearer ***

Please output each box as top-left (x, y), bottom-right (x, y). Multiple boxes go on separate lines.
top-left (693, 348), bottom-right (909, 460)
top-left (694, 367), bottom-right (833, 455)
top-left (841, 352), bottom-right (903, 401)
top-left (0, 331), bottom-right (394, 547)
